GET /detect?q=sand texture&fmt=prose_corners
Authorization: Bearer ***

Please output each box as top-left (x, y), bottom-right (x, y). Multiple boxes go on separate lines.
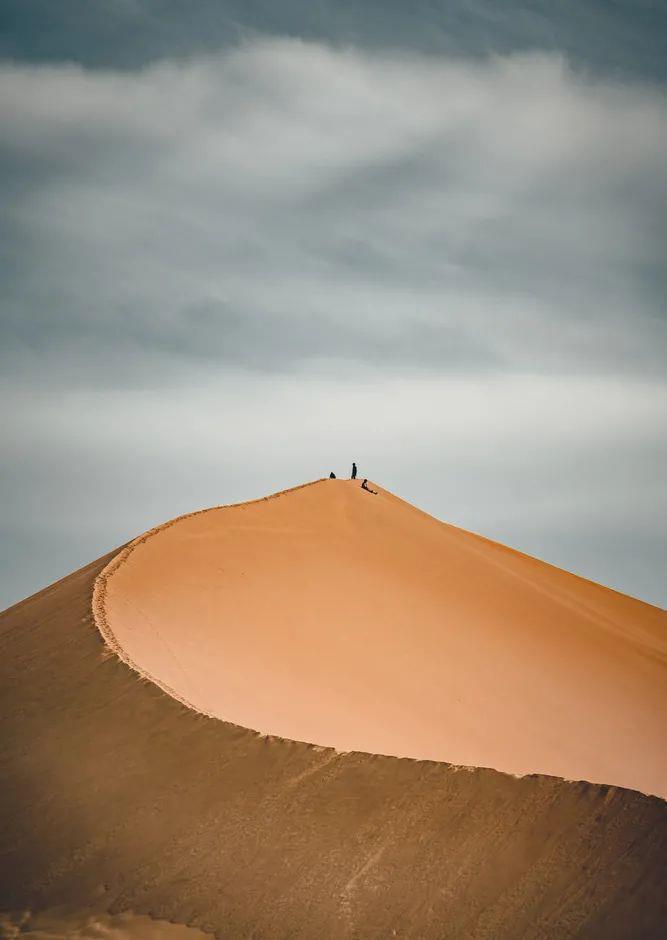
top-left (0, 906), bottom-right (211, 939)
top-left (1, 481), bottom-right (666, 938)
top-left (98, 479), bottom-right (666, 797)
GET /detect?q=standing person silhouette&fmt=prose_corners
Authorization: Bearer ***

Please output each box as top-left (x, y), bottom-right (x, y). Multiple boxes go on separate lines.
top-left (351, 462), bottom-right (357, 480)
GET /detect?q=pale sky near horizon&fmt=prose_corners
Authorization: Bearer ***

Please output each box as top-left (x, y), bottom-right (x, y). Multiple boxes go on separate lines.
top-left (1, 1), bottom-right (665, 608)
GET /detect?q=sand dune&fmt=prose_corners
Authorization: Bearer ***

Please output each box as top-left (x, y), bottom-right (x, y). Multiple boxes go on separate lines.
top-left (97, 479), bottom-right (666, 797)
top-left (1, 481), bottom-right (666, 938)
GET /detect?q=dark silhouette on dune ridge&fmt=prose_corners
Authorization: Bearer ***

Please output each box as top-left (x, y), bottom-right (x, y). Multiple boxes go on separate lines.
top-left (1, 479), bottom-right (666, 939)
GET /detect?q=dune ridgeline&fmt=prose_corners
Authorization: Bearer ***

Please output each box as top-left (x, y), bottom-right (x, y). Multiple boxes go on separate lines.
top-left (1, 478), bottom-right (666, 939)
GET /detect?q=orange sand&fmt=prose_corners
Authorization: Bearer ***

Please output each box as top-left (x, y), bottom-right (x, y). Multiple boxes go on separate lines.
top-left (2, 529), bottom-right (667, 937)
top-left (97, 479), bottom-right (667, 798)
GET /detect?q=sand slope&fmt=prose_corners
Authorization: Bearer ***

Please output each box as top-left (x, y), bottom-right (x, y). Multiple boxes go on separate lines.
top-left (1, 549), bottom-right (667, 938)
top-left (97, 479), bottom-right (666, 797)
top-left (1, 481), bottom-right (666, 938)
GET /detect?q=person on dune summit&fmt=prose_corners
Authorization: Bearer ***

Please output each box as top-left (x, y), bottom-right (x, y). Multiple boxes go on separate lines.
top-left (361, 479), bottom-right (377, 494)
top-left (351, 462), bottom-right (357, 480)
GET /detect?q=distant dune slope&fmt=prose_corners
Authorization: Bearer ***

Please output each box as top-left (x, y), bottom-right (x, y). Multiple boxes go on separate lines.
top-left (97, 479), bottom-right (667, 797)
top-left (1, 547), bottom-right (666, 939)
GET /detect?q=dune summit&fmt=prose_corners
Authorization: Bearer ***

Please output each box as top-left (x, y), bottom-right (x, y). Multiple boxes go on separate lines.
top-left (96, 478), bottom-right (667, 798)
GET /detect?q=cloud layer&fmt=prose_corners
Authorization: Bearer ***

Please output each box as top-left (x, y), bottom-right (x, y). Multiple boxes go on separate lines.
top-left (2, 43), bottom-right (666, 381)
top-left (1, 40), bottom-right (665, 607)
top-left (2, 0), bottom-right (666, 83)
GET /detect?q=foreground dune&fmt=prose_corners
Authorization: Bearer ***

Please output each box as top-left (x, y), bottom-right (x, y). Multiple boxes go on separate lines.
top-left (98, 479), bottom-right (666, 797)
top-left (1, 481), bottom-right (666, 938)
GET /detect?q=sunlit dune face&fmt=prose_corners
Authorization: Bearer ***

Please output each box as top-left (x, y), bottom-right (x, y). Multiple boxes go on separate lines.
top-left (98, 480), bottom-right (667, 797)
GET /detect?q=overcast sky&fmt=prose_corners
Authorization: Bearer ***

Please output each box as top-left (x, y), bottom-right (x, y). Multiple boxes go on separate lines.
top-left (1, 1), bottom-right (665, 609)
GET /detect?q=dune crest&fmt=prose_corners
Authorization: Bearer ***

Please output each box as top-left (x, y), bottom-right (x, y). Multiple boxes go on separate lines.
top-left (94, 478), bottom-right (667, 798)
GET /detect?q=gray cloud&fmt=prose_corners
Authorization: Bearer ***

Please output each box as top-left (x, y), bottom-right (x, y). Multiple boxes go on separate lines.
top-left (1, 45), bottom-right (666, 384)
top-left (1, 1), bottom-right (666, 85)
top-left (1, 40), bottom-right (665, 609)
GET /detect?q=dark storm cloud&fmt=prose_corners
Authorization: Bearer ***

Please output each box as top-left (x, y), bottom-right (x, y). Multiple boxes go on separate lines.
top-left (2, 1), bottom-right (667, 84)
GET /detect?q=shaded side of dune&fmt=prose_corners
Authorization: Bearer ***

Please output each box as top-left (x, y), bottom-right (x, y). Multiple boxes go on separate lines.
top-left (1, 557), bottom-right (666, 940)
